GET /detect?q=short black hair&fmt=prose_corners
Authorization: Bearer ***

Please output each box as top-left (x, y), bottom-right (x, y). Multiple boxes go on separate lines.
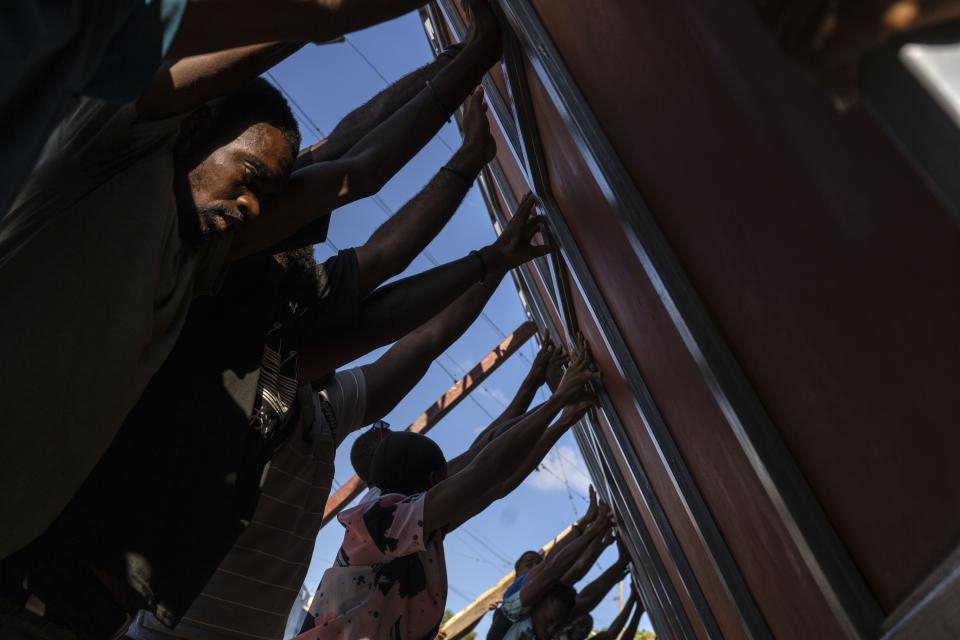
top-left (514, 550), bottom-right (543, 573)
top-left (370, 431), bottom-right (446, 495)
top-left (206, 78), bottom-right (301, 156)
top-left (351, 424), bottom-right (392, 483)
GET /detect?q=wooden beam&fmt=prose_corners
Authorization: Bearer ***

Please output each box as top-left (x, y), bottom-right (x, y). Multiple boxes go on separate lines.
top-left (439, 525), bottom-right (574, 639)
top-left (320, 321), bottom-right (537, 527)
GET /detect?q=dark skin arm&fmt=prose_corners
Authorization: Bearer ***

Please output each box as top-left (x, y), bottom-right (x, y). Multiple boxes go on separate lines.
top-left (590, 591), bottom-right (638, 640)
top-left (137, 42), bottom-right (304, 121)
top-left (228, 1), bottom-right (502, 259)
top-left (271, 52), bottom-right (461, 254)
top-left (357, 276), bottom-right (503, 429)
top-left (619, 587), bottom-right (645, 640)
top-left (562, 529), bottom-right (615, 586)
top-left (488, 337), bottom-right (554, 428)
top-left (299, 195), bottom-right (550, 382)
top-left (354, 88), bottom-right (496, 298)
top-left (519, 510), bottom-right (612, 607)
top-left (572, 548), bottom-right (631, 619)
top-left (422, 347), bottom-right (599, 534)
top-left (544, 485), bottom-right (599, 560)
top-left (167, 0), bottom-right (436, 60)
top-left (296, 48), bottom-right (462, 169)
top-left (445, 335), bottom-right (561, 475)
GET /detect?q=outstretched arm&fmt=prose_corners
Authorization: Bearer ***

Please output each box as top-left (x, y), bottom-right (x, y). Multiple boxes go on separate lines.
top-left (518, 510), bottom-right (612, 607)
top-left (358, 276), bottom-right (503, 428)
top-left (562, 528), bottom-right (614, 586)
top-left (137, 42), bottom-right (304, 121)
top-left (422, 346), bottom-right (599, 534)
top-left (167, 0), bottom-right (436, 60)
top-left (572, 549), bottom-right (631, 618)
top-left (228, 1), bottom-right (501, 259)
top-left (354, 89), bottom-right (496, 298)
top-left (297, 48), bottom-right (462, 168)
top-left (445, 336), bottom-right (559, 475)
top-left (590, 591), bottom-right (638, 640)
top-left (299, 196), bottom-right (550, 382)
top-left (618, 587), bottom-right (644, 640)
top-left (487, 337), bottom-right (557, 428)
top-left (273, 51), bottom-right (461, 253)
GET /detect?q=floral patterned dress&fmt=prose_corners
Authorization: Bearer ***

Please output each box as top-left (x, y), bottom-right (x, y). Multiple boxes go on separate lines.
top-left (299, 492), bottom-right (447, 640)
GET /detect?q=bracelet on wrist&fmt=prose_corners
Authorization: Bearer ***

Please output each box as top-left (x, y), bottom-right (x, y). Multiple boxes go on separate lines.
top-left (470, 249), bottom-right (487, 284)
top-left (441, 165), bottom-right (474, 186)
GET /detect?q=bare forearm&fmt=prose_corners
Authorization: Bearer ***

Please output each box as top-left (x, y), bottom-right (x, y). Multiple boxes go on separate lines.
top-left (562, 534), bottom-right (606, 585)
top-left (299, 250), bottom-right (491, 380)
top-left (593, 596), bottom-right (635, 640)
top-left (168, 0), bottom-right (429, 59)
top-left (235, 36), bottom-right (495, 257)
top-left (490, 375), bottom-right (540, 427)
top-left (574, 560), bottom-right (626, 617)
top-left (619, 601), bottom-right (643, 640)
top-left (298, 56), bottom-right (453, 167)
top-left (360, 278), bottom-right (501, 424)
top-left (493, 415), bottom-right (577, 502)
top-left (423, 398), bottom-right (564, 532)
top-left (357, 149), bottom-right (482, 295)
top-left (461, 399), bottom-right (564, 499)
top-left (338, 38), bottom-right (493, 194)
top-left (526, 523), bottom-right (606, 596)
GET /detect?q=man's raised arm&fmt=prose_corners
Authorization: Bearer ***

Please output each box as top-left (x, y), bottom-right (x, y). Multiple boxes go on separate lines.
top-left (590, 589), bottom-right (639, 640)
top-left (352, 88), bottom-right (495, 297)
top-left (228, 0), bottom-right (501, 259)
top-left (298, 195), bottom-right (550, 381)
top-left (572, 545), bottom-right (631, 618)
top-left (167, 0), bottom-right (436, 60)
top-left (421, 347), bottom-right (599, 534)
top-left (357, 275), bottom-right (503, 430)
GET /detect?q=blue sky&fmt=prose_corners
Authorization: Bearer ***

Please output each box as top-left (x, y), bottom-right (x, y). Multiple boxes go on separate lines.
top-left (266, 11), bottom-right (653, 637)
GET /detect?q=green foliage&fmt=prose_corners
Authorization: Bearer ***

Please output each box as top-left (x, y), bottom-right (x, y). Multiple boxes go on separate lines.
top-left (634, 630), bottom-right (656, 640)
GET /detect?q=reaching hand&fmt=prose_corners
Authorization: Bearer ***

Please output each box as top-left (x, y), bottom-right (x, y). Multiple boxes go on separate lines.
top-left (464, 0), bottom-right (503, 67)
top-left (545, 342), bottom-right (568, 392)
top-left (528, 336), bottom-right (556, 383)
top-left (554, 338), bottom-right (599, 406)
top-left (488, 192), bottom-right (553, 271)
top-left (578, 485), bottom-right (599, 527)
top-left (461, 88), bottom-right (497, 167)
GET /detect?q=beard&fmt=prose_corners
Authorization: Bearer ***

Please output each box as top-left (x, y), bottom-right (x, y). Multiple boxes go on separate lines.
top-left (196, 204), bottom-right (243, 240)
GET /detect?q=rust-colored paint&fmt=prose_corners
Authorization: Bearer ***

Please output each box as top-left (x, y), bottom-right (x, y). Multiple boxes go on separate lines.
top-left (527, 0), bottom-right (960, 611)
top-left (320, 322), bottom-right (536, 527)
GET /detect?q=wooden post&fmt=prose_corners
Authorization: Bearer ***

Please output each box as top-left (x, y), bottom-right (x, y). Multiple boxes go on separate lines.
top-left (439, 526), bottom-right (574, 639)
top-left (319, 321), bottom-right (537, 527)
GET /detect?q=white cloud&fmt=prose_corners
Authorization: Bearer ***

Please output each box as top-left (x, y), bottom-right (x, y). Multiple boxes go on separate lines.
top-left (526, 445), bottom-right (592, 495)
